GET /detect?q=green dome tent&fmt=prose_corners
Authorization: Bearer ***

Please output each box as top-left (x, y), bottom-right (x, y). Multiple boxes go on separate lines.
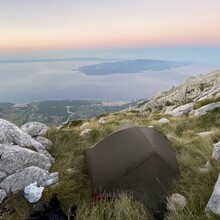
top-left (86, 125), bottom-right (179, 217)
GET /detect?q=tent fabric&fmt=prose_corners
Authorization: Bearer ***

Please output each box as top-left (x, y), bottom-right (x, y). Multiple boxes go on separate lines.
top-left (86, 125), bottom-right (179, 216)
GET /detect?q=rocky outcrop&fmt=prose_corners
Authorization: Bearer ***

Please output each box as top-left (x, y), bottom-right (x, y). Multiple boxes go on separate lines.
top-left (131, 70), bottom-right (220, 114)
top-left (0, 118), bottom-right (57, 204)
top-left (0, 118), bottom-right (54, 163)
top-left (0, 166), bottom-right (49, 193)
top-left (20, 122), bottom-right (49, 137)
top-left (191, 102), bottom-right (220, 117)
top-left (0, 144), bottom-right (51, 175)
top-left (165, 103), bottom-right (194, 116)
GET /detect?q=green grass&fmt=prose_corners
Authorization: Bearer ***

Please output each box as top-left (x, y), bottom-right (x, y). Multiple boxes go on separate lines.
top-left (1, 110), bottom-right (220, 219)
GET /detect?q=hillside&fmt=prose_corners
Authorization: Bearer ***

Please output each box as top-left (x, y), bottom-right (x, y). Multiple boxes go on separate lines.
top-left (132, 69), bottom-right (220, 114)
top-left (1, 69), bottom-right (220, 219)
top-left (0, 100), bottom-right (139, 127)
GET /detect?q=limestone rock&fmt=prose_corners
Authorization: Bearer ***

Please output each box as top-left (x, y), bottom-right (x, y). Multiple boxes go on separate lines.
top-left (80, 128), bottom-right (91, 137)
top-left (167, 193), bottom-right (187, 212)
top-left (0, 144), bottom-right (51, 175)
top-left (196, 132), bottom-right (214, 137)
top-left (35, 136), bottom-right (52, 151)
top-left (37, 172), bottom-right (59, 187)
top-left (165, 103), bottom-right (194, 116)
top-left (20, 122), bottom-right (49, 137)
top-left (148, 125), bottom-right (155, 128)
top-left (0, 189), bottom-right (7, 204)
top-left (0, 166), bottom-right (49, 193)
top-left (99, 117), bottom-right (106, 124)
top-left (205, 173), bottom-right (220, 216)
top-left (212, 141), bottom-right (220, 160)
top-left (0, 118), bottom-right (54, 163)
top-left (0, 172), bottom-right (7, 183)
top-left (191, 102), bottom-right (220, 117)
top-left (158, 118), bottom-right (170, 124)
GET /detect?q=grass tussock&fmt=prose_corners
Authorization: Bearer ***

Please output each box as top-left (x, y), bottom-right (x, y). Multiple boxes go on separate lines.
top-left (1, 110), bottom-right (220, 219)
top-left (76, 194), bottom-right (153, 220)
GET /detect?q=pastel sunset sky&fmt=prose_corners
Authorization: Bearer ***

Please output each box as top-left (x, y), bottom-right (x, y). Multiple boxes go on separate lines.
top-left (1, 0), bottom-right (220, 59)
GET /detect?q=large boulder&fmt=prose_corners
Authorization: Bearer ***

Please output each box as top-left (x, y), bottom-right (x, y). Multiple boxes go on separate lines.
top-left (205, 173), bottom-right (220, 216)
top-left (0, 119), bottom-right (54, 163)
top-left (20, 122), bottom-right (49, 137)
top-left (0, 144), bottom-right (51, 175)
top-left (0, 166), bottom-right (49, 193)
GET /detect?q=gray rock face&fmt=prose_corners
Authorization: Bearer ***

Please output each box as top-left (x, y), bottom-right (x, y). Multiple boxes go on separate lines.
top-left (0, 189), bottom-right (7, 204)
top-left (205, 173), bottom-right (220, 216)
top-left (36, 136), bottom-right (52, 151)
top-left (0, 172), bottom-right (7, 182)
top-left (191, 102), bottom-right (220, 117)
top-left (165, 103), bottom-right (194, 116)
top-left (0, 144), bottom-right (51, 175)
top-left (0, 118), bottom-right (54, 163)
top-left (0, 166), bottom-right (49, 193)
top-left (20, 122), bottom-right (49, 137)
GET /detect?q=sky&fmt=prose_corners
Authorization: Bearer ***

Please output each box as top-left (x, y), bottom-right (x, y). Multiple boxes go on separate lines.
top-left (1, 0), bottom-right (220, 59)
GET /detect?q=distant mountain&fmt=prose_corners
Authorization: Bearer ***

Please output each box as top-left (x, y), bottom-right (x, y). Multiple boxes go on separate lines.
top-left (79, 59), bottom-right (188, 75)
top-left (0, 100), bottom-right (140, 126)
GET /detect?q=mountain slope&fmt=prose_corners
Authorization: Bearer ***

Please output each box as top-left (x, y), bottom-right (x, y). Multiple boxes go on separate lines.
top-left (132, 69), bottom-right (220, 113)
